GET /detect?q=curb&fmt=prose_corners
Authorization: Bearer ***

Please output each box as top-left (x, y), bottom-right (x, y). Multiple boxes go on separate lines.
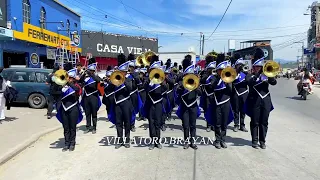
top-left (0, 108), bottom-right (106, 166)
top-left (0, 126), bottom-right (61, 166)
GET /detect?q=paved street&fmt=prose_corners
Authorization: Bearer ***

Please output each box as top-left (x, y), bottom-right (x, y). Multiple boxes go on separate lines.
top-left (1, 78), bottom-right (320, 180)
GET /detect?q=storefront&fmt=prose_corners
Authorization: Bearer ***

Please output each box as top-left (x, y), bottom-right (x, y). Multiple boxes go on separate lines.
top-left (81, 30), bottom-right (158, 69)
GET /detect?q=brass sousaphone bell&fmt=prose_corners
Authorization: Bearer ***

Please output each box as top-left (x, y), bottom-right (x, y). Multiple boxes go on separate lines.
top-left (142, 51), bottom-right (156, 66)
top-left (263, 60), bottom-right (280, 78)
top-left (221, 67), bottom-right (237, 83)
top-left (149, 68), bottom-right (165, 84)
top-left (135, 54), bottom-right (144, 67)
top-left (110, 70), bottom-right (125, 86)
top-left (183, 74), bottom-right (200, 91)
top-left (53, 69), bottom-right (69, 86)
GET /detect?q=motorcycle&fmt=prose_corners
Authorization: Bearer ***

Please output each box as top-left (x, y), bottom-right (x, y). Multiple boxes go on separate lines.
top-left (301, 83), bottom-right (311, 100)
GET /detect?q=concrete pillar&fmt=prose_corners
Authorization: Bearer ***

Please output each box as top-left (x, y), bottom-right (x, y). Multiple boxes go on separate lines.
top-left (0, 48), bottom-right (3, 67)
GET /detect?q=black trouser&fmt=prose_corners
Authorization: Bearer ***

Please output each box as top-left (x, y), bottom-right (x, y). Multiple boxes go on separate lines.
top-left (62, 106), bottom-right (79, 146)
top-left (115, 100), bottom-right (132, 144)
top-left (47, 94), bottom-right (62, 115)
top-left (181, 105), bottom-right (197, 143)
top-left (83, 94), bottom-right (99, 130)
top-left (250, 97), bottom-right (272, 144)
top-left (232, 93), bottom-right (248, 127)
top-left (161, 97), bottom-right (168, 126)
top-left (213, 101), bottom-right (231, 142)
top-left (130, 92), bottom-right (138, 126)
top-left (139, 91), bottom-right (146, 118)
top-left (148, 103), bottom-right (162, 144)
top-left (167, 90), bottom-right (174, 118)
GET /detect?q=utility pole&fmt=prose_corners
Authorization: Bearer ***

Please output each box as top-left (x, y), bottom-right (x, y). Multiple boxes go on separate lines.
top-left (202, 35), bottom-right (205, 55)
top-left (199, 32), bottom-right (203, 55)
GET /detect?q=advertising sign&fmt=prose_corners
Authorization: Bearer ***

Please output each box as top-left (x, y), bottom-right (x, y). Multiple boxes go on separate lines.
top-left (30, 53), bottom-right (39, 65)
top-left (70, 31), bottom-right (80, 47)
top-left (82, 30), bottom-right (158, 57)
top-left (13, 23), bottom-right (82, 52)
top-left (0, 0), bottom-right (7, 28)
top-left (304, 48), bottom-right (315, 54)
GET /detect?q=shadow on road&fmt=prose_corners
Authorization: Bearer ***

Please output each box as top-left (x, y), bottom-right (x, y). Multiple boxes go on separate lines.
top-left (49, 138), bottom-right (65, 149)
top-left (225, 136), bottom-right (251, 146)
top-left (0, 117), bottom-right (18, 123)
top-left (286, 96), bottom-right (304, 101)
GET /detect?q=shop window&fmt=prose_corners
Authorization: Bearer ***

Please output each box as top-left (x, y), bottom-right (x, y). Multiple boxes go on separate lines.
top-left (40, 7), bottom-right (46, 29)
top-left (22, 0), bottom-right (31, 24)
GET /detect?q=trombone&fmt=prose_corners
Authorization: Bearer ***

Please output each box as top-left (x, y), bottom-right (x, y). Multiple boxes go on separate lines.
top-left (149, 68), bottom-right (165, 84)
top-left (221, 67), bottom-right (237, 83)
top-left (110, 70), bottom-right (125, 86)
top-left (183, 74), bottom-right (200, 91)
top-left (262, 60), bottom-right (280, 78)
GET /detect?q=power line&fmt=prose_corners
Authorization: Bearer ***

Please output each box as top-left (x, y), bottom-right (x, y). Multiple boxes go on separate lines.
top-left (206, 0), bottom-right (233, 40)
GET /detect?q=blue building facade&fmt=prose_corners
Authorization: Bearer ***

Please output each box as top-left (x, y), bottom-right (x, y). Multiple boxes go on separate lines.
top-left (0, 0), bottom-right (81, 68)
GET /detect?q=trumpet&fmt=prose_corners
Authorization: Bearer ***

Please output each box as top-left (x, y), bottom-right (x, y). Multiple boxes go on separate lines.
top-left (136, 54), bottom-right (144, 67)
top-left (149, 68), bottom-right (165, 84)
top-left (221, 67), bottom-right (237, 83)
top-left (110, 70), bottom-right (125, 86)
top-left (242, 64), bottom-right (250, 72)
top-left (53, 69), bottom-right (69, 86)
top-left (263, 60), bottom-right (280, 78)
top-left (183, 74), bottom-right (200, 91)
top-left (142, 51), bottom-right (156, 66)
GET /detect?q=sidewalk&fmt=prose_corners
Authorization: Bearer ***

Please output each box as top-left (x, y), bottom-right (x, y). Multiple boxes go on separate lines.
top-left (0, 106), bottom-right (106, 165)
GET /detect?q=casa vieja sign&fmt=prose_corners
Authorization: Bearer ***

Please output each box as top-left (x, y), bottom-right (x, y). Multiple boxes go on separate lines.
top-left (82, 30), bottom-right (158, 57)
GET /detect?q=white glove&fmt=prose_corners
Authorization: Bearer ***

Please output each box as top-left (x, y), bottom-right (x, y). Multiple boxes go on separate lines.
top-left (6, 80), bottom-right (12, 87)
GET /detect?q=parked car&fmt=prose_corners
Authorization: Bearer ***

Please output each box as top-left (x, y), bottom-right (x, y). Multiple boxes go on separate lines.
top-left (2, 68), bottom-right (52, 109)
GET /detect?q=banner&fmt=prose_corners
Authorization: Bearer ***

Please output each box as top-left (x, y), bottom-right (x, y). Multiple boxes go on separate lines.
top-left (82, 30), bottom-right (158, 57)
top-left (0, 0), bottom-right (7, 28)
top-left (13, 23), bottom-right (82, 52)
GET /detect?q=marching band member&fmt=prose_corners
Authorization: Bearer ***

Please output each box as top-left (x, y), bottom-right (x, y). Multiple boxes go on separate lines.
top-left (161, 65), bottom-right (172, 131)
top-left (138, 68), bottom-right (148, 121)
top-left (79, 61), bottom-right (102, 134)
top-left (200, 55), bottom-right (216, 132)
top-left (165, 64), bottom-right (176, 121)
top-left (108, 61), bottom-right (134, 149)
top-left (56, 68), bottom-right (83, 152)
top-left (127, 54), bottom-right (143, 132)
top-left (245, 48), bottom-right (277, 149)
top-left (231, 54), bottom-right (249, 132)
top-left (141, 56), bottom-right (167, 150)
top-left (206, 54), bottom-right (234, 149)
top-left (102, 69), bottom-right (115, 120)
top-left (176, 64), bottom-right (201, 150)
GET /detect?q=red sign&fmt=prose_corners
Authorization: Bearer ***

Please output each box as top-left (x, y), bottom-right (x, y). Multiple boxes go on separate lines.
top-left (314, 43), bottom-right (320, 48)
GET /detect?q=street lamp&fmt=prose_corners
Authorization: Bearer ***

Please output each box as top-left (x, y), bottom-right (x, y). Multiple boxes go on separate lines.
top-left (293, 41), bottom-right (305, 67)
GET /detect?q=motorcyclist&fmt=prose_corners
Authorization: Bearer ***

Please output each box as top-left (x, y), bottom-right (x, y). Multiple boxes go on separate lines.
top-left (297, 68), bottom-right (314, 94)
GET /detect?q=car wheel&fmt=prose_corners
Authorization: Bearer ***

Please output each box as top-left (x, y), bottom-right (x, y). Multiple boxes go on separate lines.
top-left (28, 93), bottom-right (46, 109)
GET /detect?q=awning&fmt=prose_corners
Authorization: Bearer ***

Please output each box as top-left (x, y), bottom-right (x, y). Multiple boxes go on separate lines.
top-left (0, 27), bottom-right (13, 40)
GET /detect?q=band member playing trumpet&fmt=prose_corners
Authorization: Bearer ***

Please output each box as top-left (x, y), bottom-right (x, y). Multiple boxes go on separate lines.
top-left (79, 61), bottom-right (102, 134)
top-left (141, 56), bottom-right (167, 150)
top-left (56, 68), bottom-right (83, 152)
top-left (176, 64), bottom-right (201, 150)
top-left (127, 55), bottom-right (143, 132)
top-left (245, 48), bottom-right (277, 149)
top-left (231, 54), bottom-right (249, 132)
top-left (108, 61), bottom-right (134, 149)
top-left (206, 54), bottom-right (234, 149)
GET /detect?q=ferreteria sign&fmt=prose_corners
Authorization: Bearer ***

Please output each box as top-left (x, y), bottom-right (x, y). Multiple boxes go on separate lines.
top-left (82, 30), bottom-right (158, 57)
top-left (13, 23), bottom-right (82, 52)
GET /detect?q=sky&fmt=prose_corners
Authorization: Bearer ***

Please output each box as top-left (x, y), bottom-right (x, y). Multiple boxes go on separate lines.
top-left (59, 0), bottom-right (315, 61)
